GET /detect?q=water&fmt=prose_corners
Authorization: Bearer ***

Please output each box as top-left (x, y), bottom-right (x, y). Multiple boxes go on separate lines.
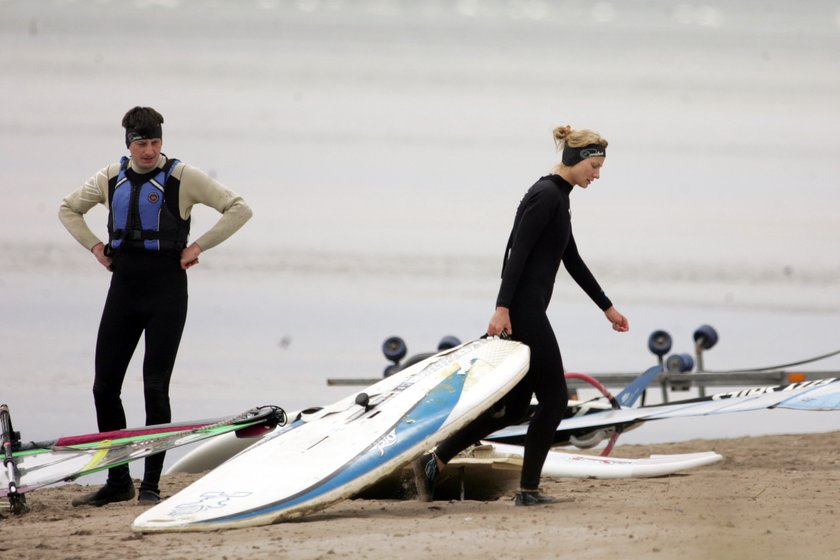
top-left (1, 0), bottom-right (840, 480)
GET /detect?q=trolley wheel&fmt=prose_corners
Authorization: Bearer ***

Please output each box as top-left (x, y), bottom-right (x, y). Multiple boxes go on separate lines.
top-left (647, 329), bottom-right (672, 357)
top-left (693, 324), bottom-right (719, 350)
top-left (382, 336), bottom-right (407, 363)
top-left (437, 335), bottom-right (461, 351)
top-left (666, 353), bottom-right (695, 373)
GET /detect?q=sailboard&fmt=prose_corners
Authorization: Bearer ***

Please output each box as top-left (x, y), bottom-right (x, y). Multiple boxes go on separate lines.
top-left (0, 404), bottom-right (285, 507)
top-left (488, 377), bottom-right (840, 444)
top-left (165, 364), bottom-right (664, 476)
top-left (133, 337), bottom-right (530, 532)
top-left (358, 441), bottom-right (722, 501)
top-left (476, 442), bottom-right (722, 479)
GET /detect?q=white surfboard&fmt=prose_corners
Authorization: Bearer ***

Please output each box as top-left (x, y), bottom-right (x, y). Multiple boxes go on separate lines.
top-left (164, 396), bottom-right (611, 477)
top-left (165, 428), bottom-right (265, 474)
top-left (358, 443), bottom-right (723, 501)
top-left (133, 337), bottom-right (529, 532)
top-left (469, 443), bottom-right (723, 479)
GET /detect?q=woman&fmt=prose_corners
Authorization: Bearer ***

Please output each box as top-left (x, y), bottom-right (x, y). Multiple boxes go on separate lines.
top-left (414, 125), bottom-right (629, 506)
top-left (59, 106), bottom-right (253, 506)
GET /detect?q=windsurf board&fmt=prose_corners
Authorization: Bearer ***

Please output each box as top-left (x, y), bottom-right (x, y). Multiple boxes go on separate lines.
top-left (133, 337), bottom-right (530, 532)
top-left (1, 406), bottom-right (283, 498)
top-left (359, 442), bottom-right (722, 501)
top-left (488, 376), bottom-right (840, 443)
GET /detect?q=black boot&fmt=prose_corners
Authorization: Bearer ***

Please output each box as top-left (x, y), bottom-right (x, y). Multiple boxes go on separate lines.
top-left (71, 481), bottom-right (135, 507)
top-left (137, 489), bottom-right (161, 504)
top-left (513, 490), bottom-right (559, 507)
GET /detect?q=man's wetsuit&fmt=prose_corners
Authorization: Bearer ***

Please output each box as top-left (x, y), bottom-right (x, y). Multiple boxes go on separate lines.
top-left (435, 174), bottom-right (612, 489)
top-left (60, 154), bottom-right (252, 494)
top-left (94, 251), bottom-right (188, 492)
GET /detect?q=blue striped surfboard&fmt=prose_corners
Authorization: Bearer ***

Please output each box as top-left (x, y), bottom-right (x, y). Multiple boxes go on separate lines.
top-left (133, 337), bottom-right (529, 532)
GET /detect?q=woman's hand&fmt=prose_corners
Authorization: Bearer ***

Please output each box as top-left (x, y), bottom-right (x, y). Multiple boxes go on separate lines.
top-left (604, 306), bottom-right (629, 332)
top-left (487, 306), bottom-right (513, 338)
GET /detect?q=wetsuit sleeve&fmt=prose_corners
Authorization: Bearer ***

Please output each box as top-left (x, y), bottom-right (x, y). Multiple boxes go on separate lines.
top-left (176, 164), bottom-right (253, 251)
top-left (58, 165), bottom-right (113, 251)
top-left (495, 186), bottom-right (557, 308)
top-left (562, 231), bottom-right (613, 310)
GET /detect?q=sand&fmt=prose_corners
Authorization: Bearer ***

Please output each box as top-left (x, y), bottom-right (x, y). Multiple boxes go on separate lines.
top-left (3, 432), bottom-right (838, 560)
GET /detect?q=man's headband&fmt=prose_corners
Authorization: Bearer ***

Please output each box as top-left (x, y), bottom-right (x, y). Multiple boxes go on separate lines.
top-left (125, 125), bottom-right (162, 148)
top-left (561, 143), bottom-right (606, 166)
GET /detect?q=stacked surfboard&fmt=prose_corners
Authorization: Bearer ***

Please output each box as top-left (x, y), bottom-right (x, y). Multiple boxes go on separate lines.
top-left (133, 337), bottom-right (530, 532)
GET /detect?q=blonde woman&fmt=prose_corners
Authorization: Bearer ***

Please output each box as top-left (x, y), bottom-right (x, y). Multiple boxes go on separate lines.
top-left (415, 125), bottom-right (629, 506)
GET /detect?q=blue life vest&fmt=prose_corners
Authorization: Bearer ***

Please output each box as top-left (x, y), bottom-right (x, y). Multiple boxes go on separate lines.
top-left (107, 155), bottom-right (190, 255)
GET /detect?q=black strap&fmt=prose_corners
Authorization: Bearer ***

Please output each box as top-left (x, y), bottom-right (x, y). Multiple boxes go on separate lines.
top-left (111, 229), bottom-right (183, 242)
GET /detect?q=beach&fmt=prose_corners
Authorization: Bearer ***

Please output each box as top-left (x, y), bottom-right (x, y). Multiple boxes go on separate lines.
top-left (1, 1), bottom-right (840, 557)
top-left (4, 432), bottom-right (840, 560)
top-left (2, 2), bottom-right (839, 434)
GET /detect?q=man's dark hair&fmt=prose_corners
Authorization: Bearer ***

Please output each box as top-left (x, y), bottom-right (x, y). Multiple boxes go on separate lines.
top-left (122, 106), bottom-right (164, 130)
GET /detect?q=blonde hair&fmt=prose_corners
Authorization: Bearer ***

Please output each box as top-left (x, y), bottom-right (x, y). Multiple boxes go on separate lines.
top-left (552, 125), bottom-right (608, 150)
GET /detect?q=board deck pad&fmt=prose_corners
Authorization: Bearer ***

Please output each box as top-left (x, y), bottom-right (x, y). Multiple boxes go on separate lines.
top-left (133, 337), bottom-right (530, 532)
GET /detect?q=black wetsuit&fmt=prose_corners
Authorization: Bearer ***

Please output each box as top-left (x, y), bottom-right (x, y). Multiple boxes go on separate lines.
top-left (60, 152), bottom-right (252, 497)
top-left (94, 252), bottom-right (187, 492)
top-left (94, 161), bottom-right (190, 493)
top-left (435, 174), bottom-right (612, 489)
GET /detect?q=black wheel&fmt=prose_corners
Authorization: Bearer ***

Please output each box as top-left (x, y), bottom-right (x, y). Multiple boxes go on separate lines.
top-left (564, 372), bottom-right (625, 456)
top-left (437, 335), bottom-right (461, 351)
top-left (383, 352), bottom-right (435, 377)
top-left (400, 352), bottom-right (435, 369)
top-left (693, 324), bottom-right (719, 350)
top-left (355, 392), bottom-right (370, 408)
top-left (647, 330), bottom-right (672, 357)
top-left (666, 353), bottom-right (695, 373)
top-left (382, 336), bottom-right (407, 363)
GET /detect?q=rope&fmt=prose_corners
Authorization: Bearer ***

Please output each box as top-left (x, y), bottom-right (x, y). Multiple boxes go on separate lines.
top-left (565, 372), bottom-right (620, 409)
top-left (701, 347), bottom-right (840, 373)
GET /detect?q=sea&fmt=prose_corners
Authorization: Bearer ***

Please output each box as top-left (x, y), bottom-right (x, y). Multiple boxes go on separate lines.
top-left (1, 0), bottom-right (839, 481)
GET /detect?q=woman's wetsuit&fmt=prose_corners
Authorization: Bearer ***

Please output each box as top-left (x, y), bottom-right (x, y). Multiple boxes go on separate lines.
top-left (434, 174), bottom-right (612, 489)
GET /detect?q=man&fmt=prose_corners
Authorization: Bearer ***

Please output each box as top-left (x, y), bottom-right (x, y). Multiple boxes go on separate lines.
top-left (59, 106), bottom-right (252, 505)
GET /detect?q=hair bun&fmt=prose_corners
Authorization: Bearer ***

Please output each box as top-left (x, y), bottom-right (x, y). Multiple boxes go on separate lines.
top-left (553, 125), bottom-right (573, 149)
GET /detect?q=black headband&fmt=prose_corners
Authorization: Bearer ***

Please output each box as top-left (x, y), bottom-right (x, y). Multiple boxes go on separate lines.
top-left (125, 125), bottom-right (162, 148)
top-left (561, 143), bottom-right (606, 166)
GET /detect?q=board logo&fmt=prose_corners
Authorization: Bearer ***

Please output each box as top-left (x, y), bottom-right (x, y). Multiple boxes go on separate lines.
top-left (374, 429), bottom-right (397, 456)
top-left (580, 148), bottom-right (605, 158)
top-left (711, 377), bottom-right (836, 401)
top-left (168, 490), bottom-right (252, 517)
